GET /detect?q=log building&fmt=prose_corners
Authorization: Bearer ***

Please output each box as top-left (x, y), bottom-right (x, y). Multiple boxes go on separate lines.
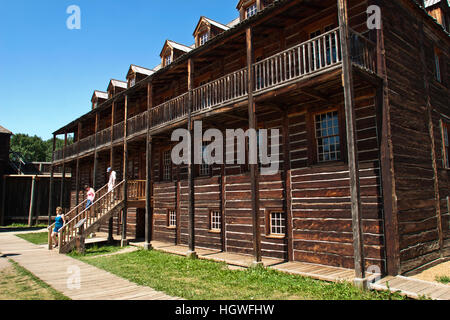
top-left (49, 0), bottom-right (449, 278)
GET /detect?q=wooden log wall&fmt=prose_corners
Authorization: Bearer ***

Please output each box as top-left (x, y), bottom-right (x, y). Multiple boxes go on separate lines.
top-left (381, 0), bottom-right (450, 273)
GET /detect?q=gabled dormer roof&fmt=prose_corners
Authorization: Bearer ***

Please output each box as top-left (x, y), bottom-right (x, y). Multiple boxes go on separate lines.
top-left (193, 16), bottom-right (230, 36)
top-left (107, 79), bottom-right (127, 92)
top-left (236, 0), bottom-right (255, 10)
top-left (159, 40), bottom-right (193, 58)
top-left (91, 90), bottom-right (108, 103)
top-left (127, 64), bottom-right (154, 79)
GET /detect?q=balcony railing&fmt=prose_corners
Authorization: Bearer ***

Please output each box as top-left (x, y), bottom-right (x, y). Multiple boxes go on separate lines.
top-left (53, 28), bottom-right (376, 162)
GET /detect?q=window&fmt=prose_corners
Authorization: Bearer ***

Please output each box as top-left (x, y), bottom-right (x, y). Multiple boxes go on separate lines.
top-left (162, 149), bottom-right (172, 181)
top-left (164, 54), bottom-right (172, 67)
top-left (245, 3), bottom-right (257, 18)
top-left (199, 141), bottom-right (211, 176)
top-left (268, 211), bottom-right (286, 236)
top-left (168, 209), bottom-right (176, 228)
top-left (210, 210), bottom-right (221, 231)
top-left (434, 49), bottom-right (442, 83)
top-left (128, 76), bottom-right (136, 88)
top-left (443, 121), bottom-right (449, 168)
top-left (199, 32), bottom-right (209, 46)
top-left (315, 110), bottom-right (341, 162)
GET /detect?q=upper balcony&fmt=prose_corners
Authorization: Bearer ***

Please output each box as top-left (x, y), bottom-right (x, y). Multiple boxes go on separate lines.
top-left (53, 27), bottom-right (377, 164)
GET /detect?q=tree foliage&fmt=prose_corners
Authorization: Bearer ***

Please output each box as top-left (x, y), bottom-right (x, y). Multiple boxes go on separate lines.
top-left (9, 134), bottom-right (69, 162)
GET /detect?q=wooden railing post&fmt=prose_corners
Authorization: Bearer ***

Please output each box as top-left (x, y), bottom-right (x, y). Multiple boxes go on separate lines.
top-left (60, 132), bottom-right (67, 208)
top-left (246, 26), bottom-right (262, 266)
top-left (337, 0), bottom-right (365, 285)
top-left (28, 175), bottom-right (37, 227)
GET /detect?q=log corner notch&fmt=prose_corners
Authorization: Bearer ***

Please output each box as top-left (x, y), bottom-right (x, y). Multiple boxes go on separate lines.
top-left (337, 0), bottom-right (366, 286)
top-left (373, 7), bottom-right (400, 276)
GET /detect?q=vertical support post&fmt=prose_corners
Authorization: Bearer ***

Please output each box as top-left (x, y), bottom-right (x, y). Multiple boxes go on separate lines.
top-left (145, 82), bottom-right (154, 250)
top-left (337, 0), bottom-right (365, 284)
top-left (93, 113), bottom-right (99, 190)
top-left (220, 163), bottom-right (226, 252)
top-left (121, 95), bottom-right (128, 247)
top-left (48, 134), bottom-right (56, 225)
top-left (187, 58), bottom-right (197, 259)
top-left (1, 176), bottom-right (7, 226)
top-left (28, 176), bottom-right (37, 226)
top-left (374, 12), bottom-right (399, 275)
top-left (282, 108), bottom-right (293, 261)
top-left (60, 132), bottom-right (67, 208)
top-left (108, 101), bottom-right (116, 242)
top-left (246, 27), bottom-right (262, 266)
top-left (75, 123), bottom-right (82, 210)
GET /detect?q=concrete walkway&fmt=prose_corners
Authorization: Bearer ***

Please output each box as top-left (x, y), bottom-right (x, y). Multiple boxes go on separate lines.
top-left (0, 232), bottom-right (180, 300)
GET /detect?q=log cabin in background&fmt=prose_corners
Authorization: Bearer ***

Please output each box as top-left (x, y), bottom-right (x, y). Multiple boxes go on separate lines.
top-left (47, 0), bottom-right (449, 280)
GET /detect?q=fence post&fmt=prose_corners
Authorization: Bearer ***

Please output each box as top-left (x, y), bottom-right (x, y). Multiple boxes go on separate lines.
top-left (28, 176), bottom-right (37, 227)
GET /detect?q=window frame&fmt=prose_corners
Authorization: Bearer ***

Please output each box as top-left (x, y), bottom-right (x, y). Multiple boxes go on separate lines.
top-left (245, 2), bottom-right (258, 19)
top-left (265, 209), bottom-right (286, 239)
top-left (199, 32), bottom-right (209, 46)
top-left (167, 208), bottom-right (177, 229)
top-left (309, 107), bottom-right (345, 165)
top-left (161, 147), bottom-right (173, 182)
top-left (434, 48), bottom-right (442, 83)
top-left (209, 209), bottom-right (222, 233)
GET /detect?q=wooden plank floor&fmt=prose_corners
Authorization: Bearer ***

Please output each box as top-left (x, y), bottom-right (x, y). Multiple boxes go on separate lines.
top-left (370, 275), bottom-right (450, 300)
top-left (270, 261), bottom-right (355, 282)
top-left (0, 232), bottom-right (180, 300)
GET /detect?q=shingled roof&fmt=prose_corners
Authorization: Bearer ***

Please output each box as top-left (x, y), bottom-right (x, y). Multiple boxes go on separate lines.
top-left (0, 125), bottom-right (12, 135)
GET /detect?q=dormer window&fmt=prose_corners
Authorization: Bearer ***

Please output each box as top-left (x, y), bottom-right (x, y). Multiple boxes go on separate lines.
top-left (199, 32), bottom-right (209, 46)
top-left (245, 3), bottom-right (258, 18)
top-left (164, 54), bottom-right (172, 67)
top-left (128, 76), bottom-right (136, 88)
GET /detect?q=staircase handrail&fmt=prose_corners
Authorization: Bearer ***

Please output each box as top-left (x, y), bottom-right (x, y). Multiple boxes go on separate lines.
top-left (47, 183), bottom-right (109, 248)
top-left (57, 180), bottom-right (125, 252)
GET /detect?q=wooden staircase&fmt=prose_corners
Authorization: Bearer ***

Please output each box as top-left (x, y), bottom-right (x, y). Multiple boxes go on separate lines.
top-left (48, 181), bottom-right (125, 254)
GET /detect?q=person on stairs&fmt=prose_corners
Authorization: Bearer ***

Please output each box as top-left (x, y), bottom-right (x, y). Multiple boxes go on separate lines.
top-left (51, 207), bottom-right (65, 248)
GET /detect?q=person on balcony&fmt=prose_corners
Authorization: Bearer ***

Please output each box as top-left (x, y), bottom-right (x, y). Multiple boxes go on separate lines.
top-left (51, 207), bottom-right (65, 248)
top-left (107, 167), bottom-right (117, 202)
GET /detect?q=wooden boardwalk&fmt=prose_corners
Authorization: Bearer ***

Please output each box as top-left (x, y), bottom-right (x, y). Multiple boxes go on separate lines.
top-left (370, 275), bottom-right (450, 300)
top-left (270, 261), bottom-right (355, 282)
top-left (0, 232), bottom-right (179, 300)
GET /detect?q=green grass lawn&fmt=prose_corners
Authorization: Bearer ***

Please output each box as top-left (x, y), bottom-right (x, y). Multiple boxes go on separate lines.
top-left (436, 275), bottom-right (450, 284)
top-left (0, 259), bottom-right (69, 300)
top-left (16, 232), bottom-right (48, 245)
top-left (67, 243), bottom-right (126, 258)
top-left (77, 249), bottom-right (407, 300)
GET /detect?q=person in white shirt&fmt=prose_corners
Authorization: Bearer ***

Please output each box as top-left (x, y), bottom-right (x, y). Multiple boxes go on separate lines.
top-left (107, 167), bottom-right (116, 192)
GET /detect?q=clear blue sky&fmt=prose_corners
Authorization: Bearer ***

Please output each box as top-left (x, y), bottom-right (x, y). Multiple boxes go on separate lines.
top-left (0, 0), bottom-right (238, 140)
